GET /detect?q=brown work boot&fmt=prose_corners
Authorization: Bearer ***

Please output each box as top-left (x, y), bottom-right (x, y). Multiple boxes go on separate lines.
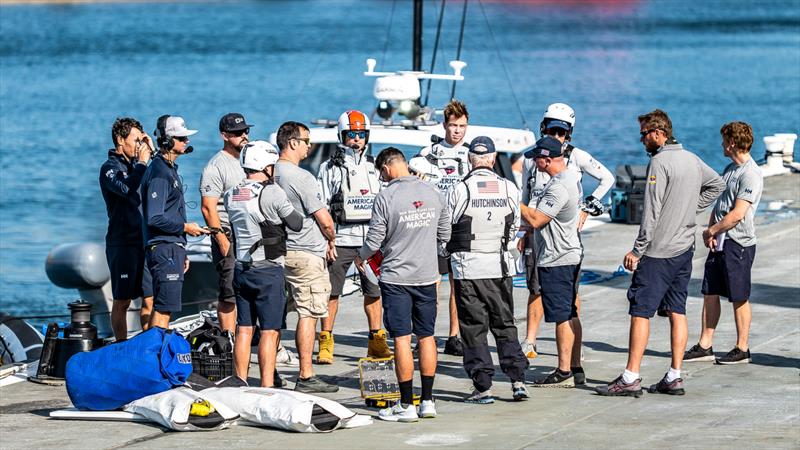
top-left (317, 331), bottom-right (334, 364)
top-left (367, 329), bottom-right (394, 358)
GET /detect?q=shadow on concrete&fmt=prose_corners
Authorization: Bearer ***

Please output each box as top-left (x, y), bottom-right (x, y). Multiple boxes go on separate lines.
top-left (750, 352), bottom-right (800, 369)
top-left (582, 340), bottom-right (672, 358)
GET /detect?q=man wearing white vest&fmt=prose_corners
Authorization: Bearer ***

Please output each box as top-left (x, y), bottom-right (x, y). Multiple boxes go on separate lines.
top-left (224, 141), bottom-right (303, 387)
top-left (317, 110), bottom-right (392, 364)
top-left (447, 136), bottom-right (529, 404)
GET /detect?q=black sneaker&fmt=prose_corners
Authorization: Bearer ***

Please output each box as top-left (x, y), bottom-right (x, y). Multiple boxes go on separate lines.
top-left (648, 374), bottom-right (685, 395)
top-left (443, 336), bottom-right (464, 357)
top-left (683, 343), bottom-right (715, 362)
top-left (571, 366), bottom-right (586, 385)
top-left (533, 369), bottom-right (574, 388)
top-left (294, 376), bottom-right (339, 393)
top-left (716, 347), bottom-right (751, 365)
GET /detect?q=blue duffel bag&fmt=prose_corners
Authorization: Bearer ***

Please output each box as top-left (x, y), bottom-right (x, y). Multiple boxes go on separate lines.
top-left (65, 327), bottom-right (193, 411)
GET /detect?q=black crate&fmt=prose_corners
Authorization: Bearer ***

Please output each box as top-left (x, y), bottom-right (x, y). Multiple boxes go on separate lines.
top-left (191, 350), bottom-right (234, 381)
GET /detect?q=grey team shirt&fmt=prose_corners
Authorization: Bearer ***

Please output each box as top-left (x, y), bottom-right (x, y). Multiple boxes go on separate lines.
top-left (712, 158), bottom-right (763, 247)
top-left (274, 160), bottom-right (328, 259)
top-left (359, 176), bottom-right (451, 286)
top-left (533, 168), bottom-right (584, 267)
top-left (633, 143), bottom-right (725, 258)
top-left (199, 150), bottom-right (245, 228)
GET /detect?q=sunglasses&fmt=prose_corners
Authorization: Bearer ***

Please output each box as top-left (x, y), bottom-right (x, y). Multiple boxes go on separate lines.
top-left (173, 136), bottom-right (189, 143)
top-left (292, 137), bottom-right (311, 145)
top-left (346, 131), bottom-right (367, 140)
top-left (546, 128), bottom-right (567, 137)
top-left (640, 129), bottom-right (659, 138)
top-left (227, 128), bottom-right (250, 137)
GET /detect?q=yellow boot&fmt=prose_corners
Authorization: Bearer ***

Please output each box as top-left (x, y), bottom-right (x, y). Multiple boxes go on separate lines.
top-left (367, 329), bottom-right (394, 358)
top-left (317, 331), bottom-right (334, 364)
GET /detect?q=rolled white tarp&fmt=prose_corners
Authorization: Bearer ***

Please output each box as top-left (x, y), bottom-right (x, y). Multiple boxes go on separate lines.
top-left (125, 387), bottom-right (238, 431)
top-left (201, 387), bottom-right (373, 433)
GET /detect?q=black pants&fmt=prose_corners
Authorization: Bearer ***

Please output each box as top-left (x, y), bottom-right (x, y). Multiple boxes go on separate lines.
top-left (454, 277), bottom-right (529, 392)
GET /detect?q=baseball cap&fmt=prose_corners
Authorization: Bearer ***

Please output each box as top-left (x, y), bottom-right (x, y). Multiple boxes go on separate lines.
top-left (219, 113), bottom-right (254, 132)
top-left (531, 136), bottom-right (564, 158)
top-left (544, 119), bottom-right (571, 131)
top-left (469, 136), bottom-right (496, 154)
top-left (164, 116), bottom-right (198, 137)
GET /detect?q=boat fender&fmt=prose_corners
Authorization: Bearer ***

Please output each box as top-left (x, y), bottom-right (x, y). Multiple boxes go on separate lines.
top-left (45, 242), bottom-right (110, 289)
top-left (0, 313), bottom-right (44, 365)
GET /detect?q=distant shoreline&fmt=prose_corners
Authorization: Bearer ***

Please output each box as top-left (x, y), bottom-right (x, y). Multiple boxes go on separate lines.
top-left (1, 0), bottom-right (207, 5)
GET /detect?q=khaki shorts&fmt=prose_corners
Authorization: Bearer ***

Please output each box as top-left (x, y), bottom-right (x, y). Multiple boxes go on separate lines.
top-left (284, 250), bottom-right (331, 319)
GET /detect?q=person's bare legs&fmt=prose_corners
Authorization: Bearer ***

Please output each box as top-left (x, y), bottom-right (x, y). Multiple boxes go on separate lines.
top-left (555, 320), bottom-right (575, 372)
top-left (296, 316), bottom-right (317, 379)
top-left (258, 330), bottom-right (279, 387)
top-left (140, 296), bottom-right (153, 331)
top-left (669, 312), bottom-right (688, 371)
top-left (394, 334), bottom-right (414, 382)
top-left (732, 300), bottom-right (751, 351)
top-left (364, 296), bottom-right (382, 330)
top-left (525, 294), bottom-right (543, 342)
top-left (234, 326), bottom-right (254, 381)
top-left (148, 310), bottom-right (171, 329)
top-left (217, 301), bottom-right (236, 334)
top-left (698, 294), bottom-right (721, 349)
top-left (111, 299), bottom-right (131, 342)
top-left (448, 283), bottom-right (459, 337)
top-left (321, 296), bottom-right (339, 331)
top-left (418, 335), bottom-right (437, 376)
top-left (571, 294), bottom-right (583, 367)
top-left (625, 316), bottom-right (650, 373)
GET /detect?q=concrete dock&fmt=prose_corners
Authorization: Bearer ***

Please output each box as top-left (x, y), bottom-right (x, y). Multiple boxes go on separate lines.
top-left (1, 174), bottom-right (798, 449)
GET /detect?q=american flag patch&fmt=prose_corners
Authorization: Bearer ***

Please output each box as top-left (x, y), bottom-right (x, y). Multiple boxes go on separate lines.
top-left (477, 180), bottom-right (499, 193)
top-left (232, 187), bottom-right (251, 201)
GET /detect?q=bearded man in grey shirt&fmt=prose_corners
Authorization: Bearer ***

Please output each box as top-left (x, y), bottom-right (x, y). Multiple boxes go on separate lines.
top-left (356, 147), bottom-right (451, 423)
top-left (684, 121), bottom-right (762, 365)
top-left (597, 109), bottom-right (724, 398)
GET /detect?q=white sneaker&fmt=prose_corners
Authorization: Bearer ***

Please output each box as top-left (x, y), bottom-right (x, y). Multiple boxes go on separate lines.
top-left (276, 344), bottom-right (299, 367)
top-left (418, 399), bottom-right (437, 418)
top-left (378, 403), bottom-right (418, 422)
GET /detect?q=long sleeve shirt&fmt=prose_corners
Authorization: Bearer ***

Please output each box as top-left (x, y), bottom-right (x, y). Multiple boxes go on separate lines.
top-left (632, 143), bottom-right (725, 258)
top-left (359, 176), bottom-right (451, 286)
top-left (141, 155), bottom-right (187, 246)
top-left (99, 151), bottom-right (147, 247)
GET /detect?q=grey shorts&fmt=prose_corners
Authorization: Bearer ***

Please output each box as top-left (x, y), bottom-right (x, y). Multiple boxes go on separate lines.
top-left (328, 246), bottom-right (381, 298)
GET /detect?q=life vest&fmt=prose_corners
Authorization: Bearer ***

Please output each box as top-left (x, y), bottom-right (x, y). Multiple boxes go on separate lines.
top-left (418, 142), bottom-right (470, 193)
top-left (446, 169), bottom-right (515, 275)
top-left (328, 151), bottom-right (380, 225)
top-left (226, 181), bottom-right (287, 263)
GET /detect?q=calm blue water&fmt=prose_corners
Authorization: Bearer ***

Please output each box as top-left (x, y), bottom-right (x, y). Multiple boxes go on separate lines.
top-left (1, 0), bottom-right (799, 320)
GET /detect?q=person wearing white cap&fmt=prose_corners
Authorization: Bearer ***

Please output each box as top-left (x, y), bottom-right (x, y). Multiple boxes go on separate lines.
top-left (141, 115), bottom-right (209, 329)
top-left (446, 136), bottom-right (529, 404)
top-left (224, 140), bottom-right (303, 387)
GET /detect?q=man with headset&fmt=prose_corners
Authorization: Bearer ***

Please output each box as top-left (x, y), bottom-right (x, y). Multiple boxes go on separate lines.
top-left (446, 136), bottom-right (529, 404)
top-left (142, 115), bottom-right (209, 329)
top-left (316, 110), bottom-right (391, 364)
top-left (199, 113), bottom-right (251, 333)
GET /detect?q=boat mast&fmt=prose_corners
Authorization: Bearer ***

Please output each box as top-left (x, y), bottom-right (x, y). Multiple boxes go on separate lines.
top-left (413, 0), bottom-right (423, 73)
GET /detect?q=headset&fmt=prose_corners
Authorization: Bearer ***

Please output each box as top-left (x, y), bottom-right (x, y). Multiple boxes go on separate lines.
top-left (154, 114), bottom-right (193, 154)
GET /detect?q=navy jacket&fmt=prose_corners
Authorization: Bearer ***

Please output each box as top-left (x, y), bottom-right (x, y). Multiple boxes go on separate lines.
top-left (99, 151), bottom-right (147, 247)
top-left (141, 154), bottom-right (187, 245)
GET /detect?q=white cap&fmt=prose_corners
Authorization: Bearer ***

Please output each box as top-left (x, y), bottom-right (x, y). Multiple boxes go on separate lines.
top-left (164, 116), bottom-right (198, 137)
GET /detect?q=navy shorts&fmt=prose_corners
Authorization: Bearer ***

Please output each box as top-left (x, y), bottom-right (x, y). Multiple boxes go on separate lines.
top-left (106, 245), bottom-right (144, 300)
top-left (538, 264), bottom-right (580, 323)
top-left (145, 243), bottom-right (186, 313)
top-left (702, 240), bottom-right (756, 302)
top-left (627, 249), bottom-right (693, 318)
top-left (379, 282), bottom-right (437, 338)
top-left (233, 264), bottom-right (287, 330)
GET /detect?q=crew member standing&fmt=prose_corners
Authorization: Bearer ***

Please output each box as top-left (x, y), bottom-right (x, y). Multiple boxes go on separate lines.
top-left (317, 110), bottom-right (391, 363)
top-left (519, 103), bottom-right (614, 365)
top-left (520, 136), bottom-right (585, 388)
top-left (447, 136), bottom-right (529, 404)
top-left (414, 99), bottom-right (472, 357)
top-left (142, 115), bottom-right (209, 329)
top-left (99, 117), bottom-right (153, 341)
top-left (596, 109), bottom-right (724, 397)
top-left (356, 147), bottom-right (451, 422)
top-left (274, 121), bottom-right (339, 394)
top-left (225, 141), bottom-right (303, 387)
top-left (199, 112), bottom-right (250, 333)
top-left (684, 121), bottom-right (762, 365)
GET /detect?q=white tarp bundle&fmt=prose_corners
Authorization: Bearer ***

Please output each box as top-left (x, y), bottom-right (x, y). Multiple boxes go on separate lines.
top-left (125, 387), bottom-right (239, 431)
top-left (201, 387), bottom-right (373, 433)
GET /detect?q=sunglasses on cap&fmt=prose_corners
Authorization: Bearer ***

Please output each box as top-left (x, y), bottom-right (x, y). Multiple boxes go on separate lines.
top-left (346, 131), bottom-right (367, 140)
top-left (227, 128), bottom-right (250, 137)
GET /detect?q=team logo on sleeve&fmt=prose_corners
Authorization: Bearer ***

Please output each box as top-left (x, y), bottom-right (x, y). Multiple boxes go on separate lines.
top-left (649, 175), bottom-right (657, 184)
top-left (151, 192), bottom-right (158, 198)
top-left (105, 169), bottom-right (114, 178)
